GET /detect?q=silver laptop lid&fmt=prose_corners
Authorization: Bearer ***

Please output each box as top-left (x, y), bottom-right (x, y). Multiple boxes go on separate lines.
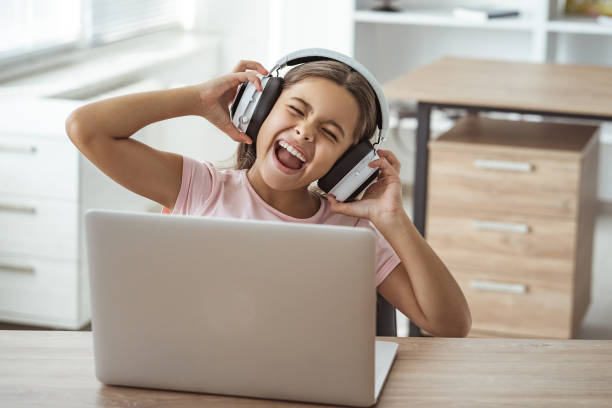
top-left (85, 209), bottom-right (378, 406)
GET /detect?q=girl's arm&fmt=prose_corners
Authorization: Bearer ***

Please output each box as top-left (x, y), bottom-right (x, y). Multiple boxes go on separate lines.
top-left (65, 60), bottom-right (268, 211)
top-left (327, 149), bottom-right (471, 337)
top-left (66, 86), bottom-right (198, 211)
top-left (374, 212), bottom-right (472, 338)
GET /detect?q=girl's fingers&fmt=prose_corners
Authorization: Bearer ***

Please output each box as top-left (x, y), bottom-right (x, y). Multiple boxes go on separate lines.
top-left (328, 194), bottom-right (348, 211)
top-left (237, 131), bottom-right (252, 145)
top-left (231, 71), bottom-right (263, 91)
top-left (222, 122), bottom-right (252, 144)
top-left (368, 158), bottom-right (388, 171)
top-left (377, 149), bottom-right (398, 164)
top-left (376, 150), bottom-right (401, 172)
top-left (232, 60), bottom-right (269, 76)
top-left (369, 154), bottom-right (393, 169)
top-left (369, 156), bottom-right (399, 180)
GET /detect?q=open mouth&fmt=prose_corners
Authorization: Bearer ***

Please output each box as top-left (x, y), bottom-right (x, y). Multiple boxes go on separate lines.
top-left (273, 140), bottom-right (306, 172)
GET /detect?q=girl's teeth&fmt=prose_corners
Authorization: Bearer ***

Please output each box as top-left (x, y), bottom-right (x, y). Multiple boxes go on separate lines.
top-left (279, 141), bottom-right (305, 162)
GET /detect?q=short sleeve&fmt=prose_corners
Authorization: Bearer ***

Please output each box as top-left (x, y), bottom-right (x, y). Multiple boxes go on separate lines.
top-left (356, 218), bottom-right (402, 286)
top-left (162, 155), bottom-right (216, 215)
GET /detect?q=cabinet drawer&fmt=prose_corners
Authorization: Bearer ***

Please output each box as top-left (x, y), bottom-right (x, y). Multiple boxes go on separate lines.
top-left (452, 269), bottom-right (572, 338)
top-left (428, 146), bottom-right (580, 219)
top-left (0, 252), bottom-right (78, 323)
top-left (0, 133), bottom-right (78, 200)
top-left (426, 211), bottom-right (576, 288)
top-left (0, 194), bottom-right (78, 260)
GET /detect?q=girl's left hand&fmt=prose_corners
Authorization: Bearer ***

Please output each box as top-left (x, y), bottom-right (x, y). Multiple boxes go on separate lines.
top-left (327, 149), bottom-right (404, 223)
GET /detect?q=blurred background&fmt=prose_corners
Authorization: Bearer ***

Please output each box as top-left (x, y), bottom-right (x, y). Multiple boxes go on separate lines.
top-left (0, 0), bottom-right (610, 338)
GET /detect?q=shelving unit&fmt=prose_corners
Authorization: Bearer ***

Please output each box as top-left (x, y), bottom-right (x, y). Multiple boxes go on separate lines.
top-left (352, 0), bottom-right (612, 79)
top-left (547, 18), bottom-right (612, 35)
top-left (354, 9), bottom-right (535, 30)
top-left (352, 1), bottom-right (612, 141)
top-left (355, 8), bottom-right (612, 35)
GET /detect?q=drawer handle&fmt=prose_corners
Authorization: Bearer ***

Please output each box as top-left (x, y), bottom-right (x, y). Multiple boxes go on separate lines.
top-left (0, 203), bottom-right (37, 214)
top-left (0, 143), bottom-right (38, 154)
top-left (0, 263), bottom-right (35, 274)
top-left (474, 159), bottom-right (533, 172)
top-left (473, 220), bottom-right (530, 234)
top-left (470, 279), bottom-right (527, 294)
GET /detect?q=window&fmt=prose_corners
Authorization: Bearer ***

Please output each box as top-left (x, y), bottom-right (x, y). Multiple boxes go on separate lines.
top-left (90, 0), bottom-right (184, 45)
top-left (0, 0), bottom-right (81, 63)
top-left (0, 0), bottom-right (191, 66)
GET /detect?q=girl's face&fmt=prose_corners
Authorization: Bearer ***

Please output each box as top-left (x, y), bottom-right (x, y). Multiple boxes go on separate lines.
top-left (252, 77), bottom-right (360, 191)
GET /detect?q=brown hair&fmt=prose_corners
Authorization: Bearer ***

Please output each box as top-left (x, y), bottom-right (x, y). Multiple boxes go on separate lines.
top-left (216, 60), bottom-right (378, 196)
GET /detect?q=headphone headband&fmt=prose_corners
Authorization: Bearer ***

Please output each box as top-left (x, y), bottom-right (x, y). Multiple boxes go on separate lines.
top-left (270, 48), bottom-right (388, 146)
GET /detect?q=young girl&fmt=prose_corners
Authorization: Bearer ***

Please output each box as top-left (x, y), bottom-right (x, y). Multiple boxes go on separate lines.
top-left (66, 58), bottom-right (471, 337)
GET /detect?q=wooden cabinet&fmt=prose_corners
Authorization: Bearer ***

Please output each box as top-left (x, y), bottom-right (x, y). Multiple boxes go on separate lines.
top-left (426, 116), bottom-right (599, 338)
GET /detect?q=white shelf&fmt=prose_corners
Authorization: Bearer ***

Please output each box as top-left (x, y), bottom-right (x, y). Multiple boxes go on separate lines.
top-left (355, 9), bottom-right (612, 37)
top-left (547, 16), bottom-right (612, 35)
top-left (354, 9), bottom-right (534, 31)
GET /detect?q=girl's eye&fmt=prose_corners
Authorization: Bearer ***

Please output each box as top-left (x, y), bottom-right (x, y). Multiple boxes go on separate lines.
top-left (323, 129), bottom-right (338, 142)
top-left (289, 106), bottom-right (303, 116)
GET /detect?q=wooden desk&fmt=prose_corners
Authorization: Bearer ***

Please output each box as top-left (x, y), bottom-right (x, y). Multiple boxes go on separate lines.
top-left (2, 331), bottom-right (612, 407)
top-left (383, 57), bottom-right (612, 337)
top-left (383, 56), bottom-right (612, 236)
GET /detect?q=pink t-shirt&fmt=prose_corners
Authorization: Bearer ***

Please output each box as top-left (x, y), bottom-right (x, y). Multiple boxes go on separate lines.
top-left (163, 156), bottom-right (401, 286)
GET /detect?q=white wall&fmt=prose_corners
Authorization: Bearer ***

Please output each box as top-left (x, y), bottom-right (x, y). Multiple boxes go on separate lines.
top-left (599, 142), bottom-right (612, 202)
top-left (193, 0), bottom-right (272, 72)
top-left (193, 0), bottom-right (354, 72)
top-left (267, 0), bottom-right (354, 60)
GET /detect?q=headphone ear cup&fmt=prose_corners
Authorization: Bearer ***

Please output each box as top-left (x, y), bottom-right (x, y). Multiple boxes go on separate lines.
top-left (230, 82), bottom-right (249, 119)
top-left (245, 76), bottom-right (283, 142)
top-left (318, 139), bottom-right (379, 202)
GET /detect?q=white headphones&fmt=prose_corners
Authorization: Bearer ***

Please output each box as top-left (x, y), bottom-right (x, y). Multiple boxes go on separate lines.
top-left (230, 48), bottom-right (389, 202)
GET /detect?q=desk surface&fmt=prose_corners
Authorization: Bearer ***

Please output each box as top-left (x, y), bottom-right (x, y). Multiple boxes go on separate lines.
top-left (2, 331), bottom-right (612, 407)
top-left (383, 57), bottom-right (612, 118)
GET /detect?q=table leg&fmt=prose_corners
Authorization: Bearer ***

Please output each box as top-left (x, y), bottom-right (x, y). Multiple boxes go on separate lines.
top-left (377, 294), bottom-right (397, 337)
top-left (408, 102), bottom-right (432, 338)
top-left (414, 102), bottom-right (431, 236)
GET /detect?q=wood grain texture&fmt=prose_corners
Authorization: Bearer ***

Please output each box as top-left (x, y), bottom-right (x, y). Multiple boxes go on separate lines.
top-left (426, 211), bottom-right (577, 276)
top-left (383, 57), bottom-right (612, 118)
top-left (434, 116), bottom-right (597, 154)
top-left (426, 117), bottom-right (599, 338)
top-left (451, 270), bottom-right (573, 338)
top-left (427, 146), bottom-right (580, 218)
top-left (2, 331), bottom-right (612, 408)
top-left (427, 117), bottom-right (596, 219)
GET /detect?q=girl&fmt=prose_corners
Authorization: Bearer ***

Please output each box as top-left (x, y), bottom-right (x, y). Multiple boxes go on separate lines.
top-left (66, 58), bottom-right (471, 337)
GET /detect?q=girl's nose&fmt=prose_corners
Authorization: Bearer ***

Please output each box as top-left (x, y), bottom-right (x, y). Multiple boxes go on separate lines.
top-left (295, 126), bottom-right (314, 142)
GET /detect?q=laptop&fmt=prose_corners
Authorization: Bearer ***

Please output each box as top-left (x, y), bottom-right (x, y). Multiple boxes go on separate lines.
top-left (84, 209), bottom-right (398, 407)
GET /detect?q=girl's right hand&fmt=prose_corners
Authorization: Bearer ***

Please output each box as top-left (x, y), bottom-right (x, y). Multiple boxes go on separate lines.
top-left (194, 60), bottom-right (269, 144)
